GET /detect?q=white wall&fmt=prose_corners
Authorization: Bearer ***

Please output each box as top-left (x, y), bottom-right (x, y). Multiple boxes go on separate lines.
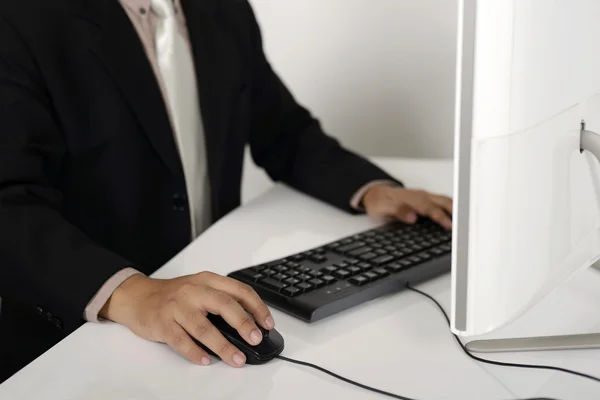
top-left (248, 0), bottom-right (458, 159)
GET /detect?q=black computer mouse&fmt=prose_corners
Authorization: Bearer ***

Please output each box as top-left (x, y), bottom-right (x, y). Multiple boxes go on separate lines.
top-left (191, 313), bottom-right (284, 365)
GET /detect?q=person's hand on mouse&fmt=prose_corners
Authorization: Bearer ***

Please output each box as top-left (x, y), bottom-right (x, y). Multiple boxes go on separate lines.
top-left (100, 272), bottom-right (274, 368)
top-left (361, 183), bottom-right (453, 230)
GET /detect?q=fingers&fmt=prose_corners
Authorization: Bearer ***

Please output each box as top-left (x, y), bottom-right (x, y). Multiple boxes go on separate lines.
top-left (174, 307), bottom-right (247, 368)
top-left (163, 321), bottom-right (212, 366)
top-left (201, 285), bottom-right (264, 347)
top-left (428, 207), bottom-right (453, 231)
top-left (199, 272), bottom-right (275, 331)
top-left (394, 203), bottom-right (418, 224)
top-left (430, 194), bottom-right (453, 215)
top-left (400, 191), bottom-right (452, 230)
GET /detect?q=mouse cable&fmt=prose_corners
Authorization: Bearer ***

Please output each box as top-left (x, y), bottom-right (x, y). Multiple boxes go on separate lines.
top-left (275, 354), bottom-right (558, 400)
top-left (405, 284), bottom-right (600, 385)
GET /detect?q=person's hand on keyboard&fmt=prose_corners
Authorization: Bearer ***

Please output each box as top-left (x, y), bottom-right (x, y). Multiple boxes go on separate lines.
top-left (99, 272), bottom-right (275, 368)
top-left (362, 184), bottom-right (453, 230)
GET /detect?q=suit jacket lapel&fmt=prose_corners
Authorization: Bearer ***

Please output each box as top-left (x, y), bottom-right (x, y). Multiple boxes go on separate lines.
top-left (73, 0), bottom-right (184, 178)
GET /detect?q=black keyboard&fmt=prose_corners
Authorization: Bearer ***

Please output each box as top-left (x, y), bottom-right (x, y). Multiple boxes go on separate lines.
top-left (228, 218), bottom-right (452, 322)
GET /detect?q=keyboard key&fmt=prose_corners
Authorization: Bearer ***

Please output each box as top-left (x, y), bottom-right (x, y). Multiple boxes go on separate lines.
top-left (326, 242), bottom-right (341, 250)
top-left (399, 259), bottom-right (414, 268)
top-left (262, 269), bottom-right (276, 276)
top-left (274, 265), bottom-right (289, 272)
top-left (309, 270), bottom-right (323, 278)
top-left (421, 241), bottom-right (432, 248)
top-left (347, 266), bottom-right (362, 275)
top-left (418, 252), bottom-right (432, 261)
top-left (385, 245), bottom-right (397, 252)
top-left (338, 241), bottom-right (366, 253)
top-left (264, 260), bottom-right (283, 268)
top-left (363, 271), bottom-right (379, 281)
top-left (430, 248), bottom-right (445, 256)
top-left (381, 240), bottom-right (392, 246)
top-left (357, 262), bottom-right (372, 271)
top-left (260, 278), bottom-right (289, 292)
top-left (392, 251), bottom-right (407, 258)
top-left (305, 251), bottom-right (315, 256)
top-left (365, 238), bottom-right (376, 244)
top-left (440, 243), bottom-right (452, 252)
top-left (385, 263), bottom-right (404, 273)
top-left (336, 262), bottom-right (350, 268)
top-left (364, 231), bottom-right (376, 237)
top-left (373, 267), bottom-right (390, 277)
top-left (285, 262), bottom-right (301, 269)
top-left (341, 238), bottom-right (354, 245)
top-left (297, 274), bottom-right (312, 281)
top-left (272, 273), bottom-right (289, 281)
top-left (349, 275), bottom-right (369, 286)
top-left (308, 278), bottom-right (325, 288)
top-left (349, 246), bottom-right (372, 256)
top-left (298, 266), bottom-right (312, 273)
top-left (333, 269), bottom-right (351, 279)
top-left (290, 254), bottom-right (305, 262)
top-left (346, 258), bottom-right (359, 265)
top-left (321, 275), bottom-right (337, 285)
top-left (287, 270), bottom-right (300, 277)
top-left (297, 282), bottom-right (314, 293)
top-left (375, 248), bottom-right (387, 255)
top-left (315, 248), bottom-right (327, 254)
top-left (282, 286), bottom-right (302, 297)
top-left (309, 254), bottom-right (328, 263)
top-left (238, 270), bottom-right (265, 282)
top-left (373, 255), bottom-right (395, 265)
top-left (285, 278), bottom-right (301, 285)
top-left (360, 252), bottom-right (378, 261)
top-left (408, 255), bottom-right (422, 264)
top-left (371, 243), bottom-right (383, 249)
top-left (324, 265), bottom-right (338, 273)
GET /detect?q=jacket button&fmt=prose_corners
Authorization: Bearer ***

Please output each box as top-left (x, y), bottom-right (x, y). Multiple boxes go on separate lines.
top-left (53, 317), bottom-right (63, 330)
top-left (172, 193), bottom-right (187, 211)
top-left (36, 306), bottom-right (44, 316)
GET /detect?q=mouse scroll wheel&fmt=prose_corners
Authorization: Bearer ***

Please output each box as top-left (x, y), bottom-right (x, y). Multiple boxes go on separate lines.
top-left (259, 326), bottom-right (269, 338)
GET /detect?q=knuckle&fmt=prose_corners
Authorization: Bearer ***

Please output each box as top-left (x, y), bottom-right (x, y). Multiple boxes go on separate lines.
top-left (186, 347), bottom-right (199, 361)
top-left (177, 283), bottom-right (195, 298)
top-left (196, 271), bottom-right (215, 281)
top-left (238, 282), bottom-right (255, 296)
top-left (194, 322), bottom-right (210, 338)
top-left (217, 292), bottom-right (235, 306)
top-left (238, 316), bottom-right (253, 330)
top-left (218, 341), bottom-right (232, 355)
top-left (256, 303), bottom-right (270, 318)
top-left (170, 334), bottom-right (186, 348)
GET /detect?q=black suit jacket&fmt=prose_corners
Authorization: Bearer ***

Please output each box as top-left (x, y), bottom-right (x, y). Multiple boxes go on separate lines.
top-left (0, 0), bottom-right (400, 379)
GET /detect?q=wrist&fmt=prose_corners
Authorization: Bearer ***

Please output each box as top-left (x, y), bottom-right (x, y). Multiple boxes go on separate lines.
top-left (100, 273), bottom-right (149, 324)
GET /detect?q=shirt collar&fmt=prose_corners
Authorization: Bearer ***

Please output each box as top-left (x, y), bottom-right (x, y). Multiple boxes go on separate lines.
top-left (119, 0), bottom-right (183, 13)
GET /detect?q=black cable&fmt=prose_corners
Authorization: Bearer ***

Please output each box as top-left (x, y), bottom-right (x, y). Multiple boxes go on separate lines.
top-left (275, 354), bottom-right (416, 400)
top-left (276, 354), bottom-right (559, 400)
top-left (405, 284), bottom-right (600, 385)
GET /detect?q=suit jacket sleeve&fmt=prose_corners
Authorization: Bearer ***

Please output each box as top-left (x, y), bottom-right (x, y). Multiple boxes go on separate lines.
top-left (0, 15), bottom-right (131, 334)
top-left (242, 3), bottom-right (403, 213)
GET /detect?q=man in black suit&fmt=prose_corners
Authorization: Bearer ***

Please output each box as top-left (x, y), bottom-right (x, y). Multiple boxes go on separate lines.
top-left (0, 0), bottom-right (453, 382)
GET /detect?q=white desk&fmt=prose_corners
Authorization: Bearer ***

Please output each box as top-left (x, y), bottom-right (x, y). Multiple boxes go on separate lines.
top-left (2, 157), bottom-right (600, 400)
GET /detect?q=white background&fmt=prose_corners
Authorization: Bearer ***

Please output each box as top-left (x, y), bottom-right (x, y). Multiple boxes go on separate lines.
top-left (248, 0), bottom-right (458, 158)
top-left (243, 0), bottom-right (458, 201)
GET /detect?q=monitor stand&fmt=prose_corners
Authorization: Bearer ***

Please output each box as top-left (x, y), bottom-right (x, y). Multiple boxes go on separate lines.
top-left (466, 125), bottom-right (600, 354)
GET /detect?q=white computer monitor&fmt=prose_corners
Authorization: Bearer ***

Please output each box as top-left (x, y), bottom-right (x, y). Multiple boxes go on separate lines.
top-left (450, 0), bottom-right (600, 350)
